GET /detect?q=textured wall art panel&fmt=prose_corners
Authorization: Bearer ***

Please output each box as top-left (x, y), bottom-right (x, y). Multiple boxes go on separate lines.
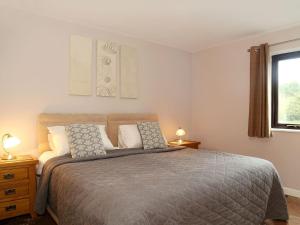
top-left (120, 45), bottom-right (138, 99)
top-left (96, 41), bottom-right (119, 97)
top-left (69, 35), bottom-right (92, 95)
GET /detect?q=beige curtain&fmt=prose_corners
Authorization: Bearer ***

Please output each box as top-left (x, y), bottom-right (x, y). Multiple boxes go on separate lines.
top-left (248, 43), bottom-right (271, 138)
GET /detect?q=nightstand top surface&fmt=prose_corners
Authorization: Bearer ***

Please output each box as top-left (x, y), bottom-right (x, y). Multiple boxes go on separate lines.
top-left (168, 140), bottom-right (201, 145)
top-left (0, 155), bottom-right (38, 167)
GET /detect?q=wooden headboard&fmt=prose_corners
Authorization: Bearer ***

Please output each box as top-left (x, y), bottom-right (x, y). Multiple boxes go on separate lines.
top-left (38, 113), bottom-right (107, 153)
top-left (37, 113), bottom-right (158, 152)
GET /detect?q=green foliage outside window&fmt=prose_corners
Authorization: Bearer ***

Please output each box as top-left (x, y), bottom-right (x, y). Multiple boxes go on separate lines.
top-left (279, 81), bottom-right (300, 124)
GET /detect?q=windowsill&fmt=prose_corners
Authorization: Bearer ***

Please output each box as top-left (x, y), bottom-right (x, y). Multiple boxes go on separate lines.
top-left (271, 128), bottom-right (300, 133)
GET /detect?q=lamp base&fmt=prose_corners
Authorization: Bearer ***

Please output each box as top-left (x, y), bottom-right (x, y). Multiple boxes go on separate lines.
top-left (177, 139), bottom-right (183, 144)
top-left (1, 154), bottom-right (15, 160)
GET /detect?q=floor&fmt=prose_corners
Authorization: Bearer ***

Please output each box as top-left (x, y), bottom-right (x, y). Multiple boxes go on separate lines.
top-left (265, 196), bottom-right (300, 225)
top-left (1, 213), bottom-right (55, 225)
top-left (2, 196), bottom-right (300, 225)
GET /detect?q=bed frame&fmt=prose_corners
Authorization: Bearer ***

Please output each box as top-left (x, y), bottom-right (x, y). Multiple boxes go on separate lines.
top-left (37, 113), bottom-right (159, 222)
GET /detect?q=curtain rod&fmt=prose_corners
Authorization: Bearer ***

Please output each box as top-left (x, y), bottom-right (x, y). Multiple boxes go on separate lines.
top-left (247, 37), bottom-right (300, 52)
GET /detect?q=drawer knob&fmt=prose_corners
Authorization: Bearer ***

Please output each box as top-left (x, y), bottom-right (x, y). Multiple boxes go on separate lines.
top-left (3, 173), bottom-right (15, 180)
top-left (5, 205), bottom-right (16, 212)
top-left (4, 188), bottom-right (16, 195)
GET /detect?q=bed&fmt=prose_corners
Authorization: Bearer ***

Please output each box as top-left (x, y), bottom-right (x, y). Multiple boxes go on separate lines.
top-left (35, 113), bottom-right (288, 225)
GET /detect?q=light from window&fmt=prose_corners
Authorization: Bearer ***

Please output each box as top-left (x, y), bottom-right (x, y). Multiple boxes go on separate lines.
top-left (272, 51), bottom-right (300, 129)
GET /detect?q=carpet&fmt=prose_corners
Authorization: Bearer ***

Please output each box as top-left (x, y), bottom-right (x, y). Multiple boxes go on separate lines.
top-left (1, 213), bottom-right (55, 225)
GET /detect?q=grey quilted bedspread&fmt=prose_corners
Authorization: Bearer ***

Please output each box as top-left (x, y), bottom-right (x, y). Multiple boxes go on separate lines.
top-left (36, 148), bottom-right (288, 225)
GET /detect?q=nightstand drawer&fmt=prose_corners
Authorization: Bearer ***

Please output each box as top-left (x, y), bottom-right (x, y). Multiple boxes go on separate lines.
top-left (183, 143), bottom-right (199, 149)
top-left (0, 181), bottom-right (29, 201)
top-left (0, 168), bottom-right (28, 182)
top-left (0, 198), bottom-right (30, 220)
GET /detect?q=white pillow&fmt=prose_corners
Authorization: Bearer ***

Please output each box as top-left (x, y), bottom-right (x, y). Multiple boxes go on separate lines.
top-left (37, 150), bottom-right (58, 175)
top-left (47, 125), bottom-right (114, 155)
top-left (48, 126), bottom-right (69, 156)
top-left (163, 135), bottom-right (168, 145)
top-left (48, 134), bottom-right (55, 151)
top-left (97, 125), bottom-right (114, 150)
top-left (118, 124), bottom-right (143, 148)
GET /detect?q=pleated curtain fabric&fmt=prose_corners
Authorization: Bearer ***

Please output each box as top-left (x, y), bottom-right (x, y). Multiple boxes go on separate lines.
top-left (248, 43), bottom-right (271, 138)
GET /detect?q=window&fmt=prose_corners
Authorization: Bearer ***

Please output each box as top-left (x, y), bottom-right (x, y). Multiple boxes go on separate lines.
top-left (272, 51), bottom-right (300, 129)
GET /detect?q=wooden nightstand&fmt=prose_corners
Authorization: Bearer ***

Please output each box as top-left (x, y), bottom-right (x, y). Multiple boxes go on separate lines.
top-left (168, 140), bottom-right (201, 149)
top-left (0, 155), bottom-right (38, 220)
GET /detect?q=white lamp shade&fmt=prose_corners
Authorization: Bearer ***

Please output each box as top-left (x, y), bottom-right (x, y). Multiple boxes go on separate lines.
top-left (176, 128), bottom-right (186, 137)
top-left (3, 136), bottom-right (21, 149)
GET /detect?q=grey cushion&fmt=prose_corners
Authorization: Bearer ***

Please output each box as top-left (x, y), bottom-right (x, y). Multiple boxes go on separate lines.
top-left (65, 124), bottom-right (106, 159)
top-left (137, 121), bottom-right (167, 149)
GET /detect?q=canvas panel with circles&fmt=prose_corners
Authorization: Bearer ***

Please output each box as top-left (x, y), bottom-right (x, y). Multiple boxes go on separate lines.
top-left (97, 41), bottom-right (118, 97)
top-left (96, 40), bottom-right (138, 98)
top-left (69, 35), bottom-right (138, 99)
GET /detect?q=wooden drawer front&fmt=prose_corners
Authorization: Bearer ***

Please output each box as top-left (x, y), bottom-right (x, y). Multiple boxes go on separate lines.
top-left (0, 199), bottom-right (29, 220)
top-left (184, 143), bottom-right (199, 149)
top-left (0, 168), bottom-right (28, 182)
top-left (0, 181), bottom-right (29, 201)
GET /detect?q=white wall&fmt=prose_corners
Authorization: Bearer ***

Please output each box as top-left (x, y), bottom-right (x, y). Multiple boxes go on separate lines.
top-left (191, 26), bottom-right (300, 190)
top-left (2, 5), bottom-right (299, 192)
top-left (0, 7), bottom-right (192, 156)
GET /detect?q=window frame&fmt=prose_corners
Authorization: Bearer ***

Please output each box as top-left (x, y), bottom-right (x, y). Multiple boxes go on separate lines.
top-left (272, 50), bottom-right (300, 130)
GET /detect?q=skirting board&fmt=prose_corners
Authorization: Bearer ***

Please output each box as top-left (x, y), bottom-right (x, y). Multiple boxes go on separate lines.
top-left (47, 206), bottom-right (59, 224)
top-left (284, 187), bottom-right (300, 198)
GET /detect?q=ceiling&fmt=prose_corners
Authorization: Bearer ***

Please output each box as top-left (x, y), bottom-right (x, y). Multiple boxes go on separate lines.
top-left (2, 0), bottom-right (300, 52)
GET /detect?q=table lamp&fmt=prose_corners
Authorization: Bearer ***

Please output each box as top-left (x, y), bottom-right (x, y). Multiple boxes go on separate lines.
top-left (176, 128), bottom-right (186, 144)
top-left (1, 133), bottom-right (20, 160)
